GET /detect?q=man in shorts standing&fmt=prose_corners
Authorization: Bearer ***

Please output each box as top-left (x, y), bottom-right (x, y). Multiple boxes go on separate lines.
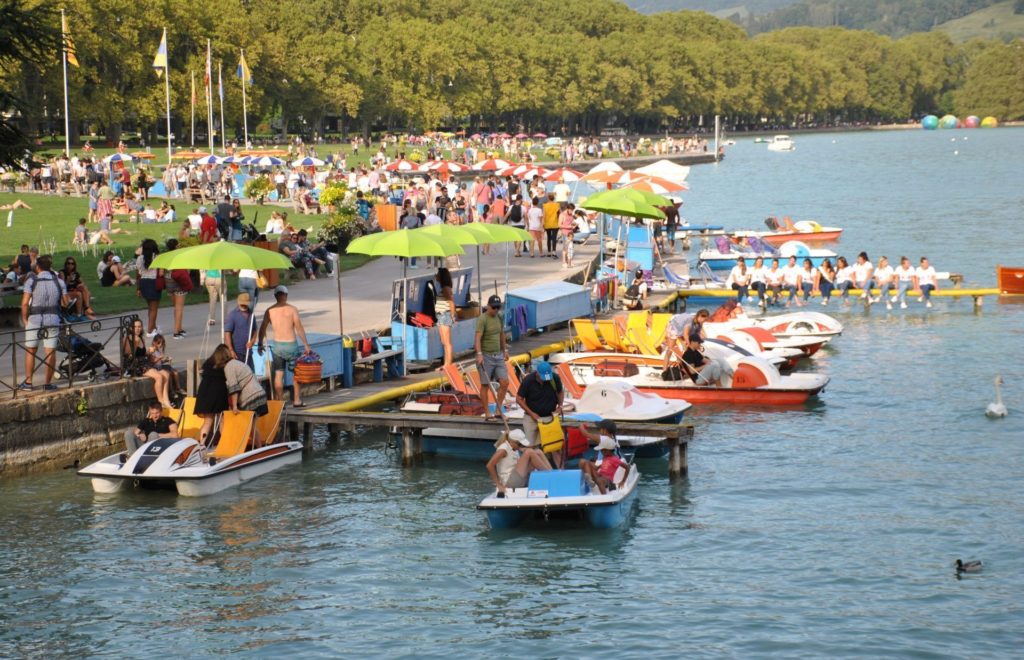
top-left (475, 294), bottom-right (509, 420)
top-left (19, 255), bottom-right (67, 391)
top-left (257, 286), bottom-right (312, 408)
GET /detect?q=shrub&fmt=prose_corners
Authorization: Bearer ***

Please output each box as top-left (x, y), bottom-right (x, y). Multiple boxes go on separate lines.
top-left (243, 176), bottom-right (273, 202)
top-left (318, 181), bottom-right (349, 208)
top-left (316, 205), bottom-right (365, 252)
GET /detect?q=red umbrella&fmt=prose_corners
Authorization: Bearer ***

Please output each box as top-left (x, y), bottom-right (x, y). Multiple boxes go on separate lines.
top-left (623, 175), bottom-right (690, 194)
top-left (542, 167), bottom-right (584, 182)
top-left (421, 160), bottom-right (471, 176)
top-left (476, 158), bottom-right (514, 171)
top-left (497, 132), bottom-right (511, 139)
top-left (513, 133), bottom-right (529, 139)
top-left (532, 133), bottom-right (548, 138)
top-left (385, 159), bottom-right (418, 172)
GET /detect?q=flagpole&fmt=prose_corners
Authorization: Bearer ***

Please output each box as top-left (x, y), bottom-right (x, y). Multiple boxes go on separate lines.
top-left (240, 49), bottom-right (250, 149)
top-left (61, 9), bottom-right (71, 157)
top-left (190, 71), bottom-right (195, 147)
top-left (218, 61), bottom-right (226, 154)
top-left (206, 40), bottom-right (214, 153)
top-left (162, 28), bottom-right (172, 164)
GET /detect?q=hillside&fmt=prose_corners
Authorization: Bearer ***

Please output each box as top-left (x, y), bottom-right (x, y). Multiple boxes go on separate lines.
top-left (748, 1), bottom-right (1001, 37)
top-left (935, 1), bottom-right (1024, 41)
top-left (623, 1), bottom-right (796, 16)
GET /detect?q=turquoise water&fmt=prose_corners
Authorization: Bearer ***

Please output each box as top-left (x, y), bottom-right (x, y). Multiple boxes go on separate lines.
top-left (2, 129), bottom-right (1023, 657)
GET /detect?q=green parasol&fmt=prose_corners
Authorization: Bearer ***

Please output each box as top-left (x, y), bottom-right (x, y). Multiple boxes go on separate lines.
top-left (150, 241), bottom-right (292, 270)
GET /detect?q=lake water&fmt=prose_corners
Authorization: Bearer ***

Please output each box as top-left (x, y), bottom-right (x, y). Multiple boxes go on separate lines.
top-left (3, 129), bottom-right (1024, 657)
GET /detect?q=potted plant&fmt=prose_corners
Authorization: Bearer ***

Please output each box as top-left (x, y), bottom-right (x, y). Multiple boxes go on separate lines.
top-left (316, 204), bottom-right (365, 254)
top-left (317, 181), bottom-right (349, 212)
top-left (243, 176), bottom-right (274, 204)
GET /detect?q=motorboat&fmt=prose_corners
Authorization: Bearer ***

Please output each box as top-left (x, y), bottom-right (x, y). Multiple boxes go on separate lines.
top-left (79, 399), bottom-right (301, 497)
top-left (548, 353), bottom-right (829, 406)
top-left (698, 236), bottom-right (837, 272)
top-left (710, 325), bottom-right (829, 358)
top-left (767, 135), bottom-right (795, 152)
top-left (398, 368), bottom-right (689, 460)
top-left (478, 465), bottom-right (640, 529)
top-left (748, 311), bottom-right (844, 339)
top-left (734, 217), bottom-right (843, 247)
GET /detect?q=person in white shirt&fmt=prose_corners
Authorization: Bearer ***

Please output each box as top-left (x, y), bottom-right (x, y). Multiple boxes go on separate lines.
top-left (727, 258), bottom-right (751, 305)
top-left (915, 256), bottom-right (938, 308)
top-left (765, 258), bottom-right (784, 306)
top-left (265, 212), bottom-right (285, 235)
top-left (852, 251), bottom-right (874, 300)
top-left (781, 256), bottom-right (803, 308)
top-left (526, 197), bottom-right (544, 257)
top-left (187, 209), bottom-right (203, 232)
top-left (815, 259), bottom-right (836, 305)
top-left (835, 256), bottom-right (855, 304)
top-left (872, 256), bottom-right (895, 308)
top-left (553, 178), bottom-right (571, 204)
top-left (748, 256), bottom-right (767, 308)
top-left (798, 258), bottom-right (816, 304)
top-left (894, 256), bottom-right (917, 309)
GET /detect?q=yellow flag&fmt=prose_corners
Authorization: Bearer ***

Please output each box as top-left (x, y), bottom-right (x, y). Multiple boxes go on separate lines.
top-left (153, 31), bottom-right (168, 78)
top-left (62, 13), bottom-right (79, 67)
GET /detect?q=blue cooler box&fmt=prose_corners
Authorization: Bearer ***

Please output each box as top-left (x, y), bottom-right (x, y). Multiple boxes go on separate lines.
top-left (527, 470), bottom-right (586, 498)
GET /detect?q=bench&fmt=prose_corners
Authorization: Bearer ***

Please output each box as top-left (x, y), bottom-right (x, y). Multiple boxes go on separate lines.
top-left (344, 337), bottom-right (404, 387)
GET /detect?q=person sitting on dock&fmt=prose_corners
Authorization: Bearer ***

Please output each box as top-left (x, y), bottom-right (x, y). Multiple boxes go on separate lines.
top-left (749, 256), bottom-right (767, 309)
top-left (894, 256), bottom-right (916, 309)
top-left (475, 294), bottom-right (510, 420)
top-left (486, 429), bottom-right (552, 496)
top-left (873, 256), bottom-right (895, 309)
top-left (579, 437), bottom-right (629, 495)
top-left (516, 360), bottom-right (564, 458)
top-left (125, 401), bottom-right (179, 454)
top-left (815, 259), bottom-right (835, 306)
top-left (765, 258), bottom-right (784, 306)
top-left (915, 257), bottom-right (938, 308)
top-left (834, 256), bottom-right (854, 304)
top-left (852, 252), bottom-right (874, 302)
top-left (781, 256), bottom-right (802, 308)
top-left (727, 258), bottom-right (751, 304)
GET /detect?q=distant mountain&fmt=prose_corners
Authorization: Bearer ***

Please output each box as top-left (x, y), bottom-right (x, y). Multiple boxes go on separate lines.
top-left (935, 1), bottom-right (1024, 41)
top-left (622, 1), bottom-right (799, 17)
top-left (748, 0), bottom-right (1003, 37)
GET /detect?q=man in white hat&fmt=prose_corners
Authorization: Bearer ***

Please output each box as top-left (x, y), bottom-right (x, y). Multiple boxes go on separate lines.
top-left (485, 428), bottom-right (552, 496)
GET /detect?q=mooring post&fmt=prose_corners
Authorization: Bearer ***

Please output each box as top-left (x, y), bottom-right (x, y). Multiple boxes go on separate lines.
top-left (401, 427), bottom-right (422, 466)
top-left (667, 427), bottom-right (691, 481)
top-left (974, 295), bottom-right (983, 311)
top-left (327, 423), bottom-right (340, 443)
top-left (302, 423), bottom-right (313, 452)
top-left (286, 420), bottom-right (300, 444)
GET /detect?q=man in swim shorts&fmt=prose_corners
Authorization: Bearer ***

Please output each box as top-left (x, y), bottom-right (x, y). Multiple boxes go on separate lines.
top-left (257, 285), bottom-right (312, 407)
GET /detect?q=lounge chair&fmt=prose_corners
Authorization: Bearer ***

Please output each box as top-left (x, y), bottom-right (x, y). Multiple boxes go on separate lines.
top-left (209, 410), bottom-right (256, 459)
top-left (572, 318), bottom-right (606, 351)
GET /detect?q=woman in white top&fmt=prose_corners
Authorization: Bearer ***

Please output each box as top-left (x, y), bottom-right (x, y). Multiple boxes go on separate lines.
top-left (852, 251), bottom-right (874, 300)
top-left (781, 256), bottom-right (802, 308)
top-left (815, 259), bottom-right (836, 305)
top-left (525, 197), bottom-right (544, 257)
top-left (748, 256), bottom-right (767, 308)
top-left (727, 258), bottom-right (751, 304)
top-left (485, 429), bottom-right (552, 495)
top-left (894, 256), bottom-right (917, 309)
top-left (765, 258), bottom-right (784, 306)
top-left (265, 212), bottom-right (285, 235)
top-left (873, 256), bottom-right (895, 308)
top-left (799, 258), bottom-right (816, 304)
top-left (915, 256), bottom-right (938, 308)
top-left (834, 256), bottom-right (855, 304)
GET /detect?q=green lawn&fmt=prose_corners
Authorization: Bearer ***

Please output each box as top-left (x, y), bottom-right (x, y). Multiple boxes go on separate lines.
top-left (936, 1), bottom-right (1024, 42)
top-left (0, 193), bottom-right (369, 315)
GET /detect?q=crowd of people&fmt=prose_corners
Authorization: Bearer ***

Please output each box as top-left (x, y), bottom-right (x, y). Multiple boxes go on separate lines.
top-left (726, 252), bottom-right (941, 310)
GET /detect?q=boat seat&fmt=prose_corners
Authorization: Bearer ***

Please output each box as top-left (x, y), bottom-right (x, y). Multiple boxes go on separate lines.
top-left (556, 363), bottom-right (586, 399)
top-left (442, 364), bottom-right (475, 396)
top-left (177, 397), bottom-right (203, 440)
top-left (572, 318), bottom-right (606, 351)
top-left (162, 406), bottom-right (183, 427)
top-left (505, 360), bottom-right (523, 395)
top-left (210, 410), bottom-right (256, 459)
top-left (595, 319), bottom-right (627, 352)
top-left (626, 327), bottom-right (661, 356)
top-left (253, 399), bottom-right (285, 447)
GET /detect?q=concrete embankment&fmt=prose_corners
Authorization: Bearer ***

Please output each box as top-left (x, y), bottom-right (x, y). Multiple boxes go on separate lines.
top-left (0, 378), bottom-right (153, 477)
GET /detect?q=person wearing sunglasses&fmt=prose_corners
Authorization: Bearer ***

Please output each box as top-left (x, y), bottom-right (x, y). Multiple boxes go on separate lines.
top-left (60, 256), bottom-right (96, 321)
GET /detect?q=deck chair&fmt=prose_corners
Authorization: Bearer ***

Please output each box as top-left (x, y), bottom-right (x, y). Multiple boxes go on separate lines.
top-left (572, 318), bottom-right (606, 351)
top-left (625, 312), bottom-right (652, 347)
top-left (650, 313), bottom-right (670, 346)
top-left (254, 399), bottom-right (285, 447)
top-left (210, 410), bottom-right (256, 459)
top-left (442, 364), bottom-right (476, 395)
top-left (505, 360), bottom-right (523, 395)
top-left (177, 397), bottom-right (203, 440)
top-left (556, 363), bottom-right (586, 399)
top-left (626, 326), bottom-right (662, 357)
top-left (663, 264), bottom-right (690, 287)
top-left (466, 368), bottom-right (484, 394)
top-left (595, 319), bottom-right (627, 352)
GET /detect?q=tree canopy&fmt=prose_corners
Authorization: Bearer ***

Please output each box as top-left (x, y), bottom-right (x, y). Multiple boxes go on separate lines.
top-left (2, 0), bottom-right (1021, 148)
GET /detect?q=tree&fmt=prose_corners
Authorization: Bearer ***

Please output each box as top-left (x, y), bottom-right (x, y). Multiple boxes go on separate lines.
top-left (955, 41), bottom-right (1024, 119)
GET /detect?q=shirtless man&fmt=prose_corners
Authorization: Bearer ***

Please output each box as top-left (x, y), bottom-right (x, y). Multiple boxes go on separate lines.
top-left (257, 285), bottom-right (312, 407)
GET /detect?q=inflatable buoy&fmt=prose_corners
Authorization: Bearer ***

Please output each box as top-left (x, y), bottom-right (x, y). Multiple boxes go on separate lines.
top-left (939, 115), bottom-right (958, 130)
top-left (921, 115), bottom-right (939, 130)
top-left (965, 115), bottom-right (980, 128)
top-left (981, 116), bottom-right (999, 128)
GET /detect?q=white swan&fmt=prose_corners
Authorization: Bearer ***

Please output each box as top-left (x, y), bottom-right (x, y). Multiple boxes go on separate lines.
top-left (985, 375), bottom-right (1008, 418)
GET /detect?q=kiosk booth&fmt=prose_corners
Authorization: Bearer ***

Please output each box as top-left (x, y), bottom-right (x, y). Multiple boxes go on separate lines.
top-left (389, 267), bottom-right (478, 362)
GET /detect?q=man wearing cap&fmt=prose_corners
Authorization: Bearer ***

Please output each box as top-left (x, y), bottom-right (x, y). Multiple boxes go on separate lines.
top-left (224, 292), bottom-right (255, 365)
top-left (485, 428), bottom-right (552, 496)
top-left (475, 294), bottom-right (509, 420)
top-left (257, 285), bottom-right (313, 407)
top-left (516, 360), bottom-right (563, 450)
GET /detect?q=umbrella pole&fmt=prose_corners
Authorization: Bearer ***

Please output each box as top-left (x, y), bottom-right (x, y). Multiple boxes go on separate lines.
top-left (476, 245), bottom-right (482, 302)
top-left (402, 262), bottom-right (408, 377)
top-left (504, 242), bottom-right (510, 298)
top-left (336, 259), bottom-right (344, 338)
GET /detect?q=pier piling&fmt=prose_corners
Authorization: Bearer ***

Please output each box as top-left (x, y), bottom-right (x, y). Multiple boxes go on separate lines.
top-left (400, 427), bottom-right (423, 465)
top-left (667, 426), bottom-right (694, 481)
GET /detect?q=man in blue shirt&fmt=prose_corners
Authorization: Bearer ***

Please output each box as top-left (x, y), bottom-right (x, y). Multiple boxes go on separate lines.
top-left (223, 292), bottom-right (254, 365)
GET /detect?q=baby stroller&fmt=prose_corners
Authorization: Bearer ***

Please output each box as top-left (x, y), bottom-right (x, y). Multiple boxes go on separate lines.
top-left (58, 333), bottom-right (120, 382)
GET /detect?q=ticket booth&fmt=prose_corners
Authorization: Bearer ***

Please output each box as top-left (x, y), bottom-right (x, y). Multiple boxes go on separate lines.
top-left (389, 267), bottom-right (478, 362)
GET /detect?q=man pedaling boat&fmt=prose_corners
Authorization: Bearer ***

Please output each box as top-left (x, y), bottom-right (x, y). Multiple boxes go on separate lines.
top-left (662, 335), bottom-right (733, 387)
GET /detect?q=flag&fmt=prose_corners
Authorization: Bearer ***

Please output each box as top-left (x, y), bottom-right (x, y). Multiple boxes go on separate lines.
top-left (204, 41), bottom-right (212, 88)
top-left (152, 30), bottom-right (168, 77)
top-left (62, 13), bottom-right (79, 67)
top-left (236, 52), bottom-right (252, 83)
top-left (218, 64), bottom-right (224, 104)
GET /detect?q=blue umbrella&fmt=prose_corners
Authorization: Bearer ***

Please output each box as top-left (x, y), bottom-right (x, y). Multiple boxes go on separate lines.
top-left (250, 156), bottom-right (284, 167)
top-left (291, 157), bottom-right (325, 167)
top-left (103, 153), bottom-right (136, 164)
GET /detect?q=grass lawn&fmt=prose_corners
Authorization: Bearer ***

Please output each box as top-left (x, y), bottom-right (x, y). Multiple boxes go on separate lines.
top-left (0, 193), bottom-right (371, 316)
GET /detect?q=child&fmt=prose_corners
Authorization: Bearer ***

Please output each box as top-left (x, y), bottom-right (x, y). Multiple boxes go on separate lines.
top-left (579, 437), bottom-right (629, 495)
top-left (148, 334), bottom-right (185, 397)
top-left (72, 218), bottom-right (89, 245)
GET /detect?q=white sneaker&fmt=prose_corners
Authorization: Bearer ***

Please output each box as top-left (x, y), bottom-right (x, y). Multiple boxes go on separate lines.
top-left (889, 296), bottom-right (897, 304)
top-left (900, 302), bottom-right (907, 309)
top-left (821, 299), bottom-right (828, 306)
top-left (146, 328), bottom-right (158, 338)
top-left (926, 301), bottom-right (932, 308)
top-left (886, 302), bottom-right (892, 310)
top-left (918, 296), bottom-right (924, 303)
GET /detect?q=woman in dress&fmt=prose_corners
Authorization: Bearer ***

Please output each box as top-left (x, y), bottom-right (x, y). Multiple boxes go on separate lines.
top-left (195, 345), bottom-right (231, 445)
top-left (559, 203), bottom-right (576, 268)
top-left (136, 239), bottom-right (163, 335)
top-left (122, 318), bottom-right (172, 407)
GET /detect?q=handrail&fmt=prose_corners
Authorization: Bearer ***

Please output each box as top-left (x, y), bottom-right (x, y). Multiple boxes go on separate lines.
top-left (0, 312), bottom-right (140, 399)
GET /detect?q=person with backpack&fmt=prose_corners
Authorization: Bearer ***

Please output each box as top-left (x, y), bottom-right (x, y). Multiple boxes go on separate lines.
top-left (19, 255), bottom-right (68, 391)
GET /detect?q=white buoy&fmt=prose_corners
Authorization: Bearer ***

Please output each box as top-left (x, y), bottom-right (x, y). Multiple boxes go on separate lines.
top-left (986, 375), bottom-right (1008, 418)
top-left (954, 150), bottom-right (959, 155)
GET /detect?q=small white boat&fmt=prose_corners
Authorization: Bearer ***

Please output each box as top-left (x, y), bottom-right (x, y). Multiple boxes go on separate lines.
top-left (478, 465), bottom-right (640, 529)
top-left (767, 135), bottom-right (795, 152)
top-left (79, 401), bottom-right (301, 497)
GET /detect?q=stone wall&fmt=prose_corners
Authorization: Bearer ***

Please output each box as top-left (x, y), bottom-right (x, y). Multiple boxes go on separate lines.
top-left (0, 377), bottom-right (157, 478)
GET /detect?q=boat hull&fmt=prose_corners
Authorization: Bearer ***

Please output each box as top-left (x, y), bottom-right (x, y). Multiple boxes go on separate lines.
top-left (761, 230), bottom-right (842, 246)
top-left (997, 265), bottom-right (1024, 295)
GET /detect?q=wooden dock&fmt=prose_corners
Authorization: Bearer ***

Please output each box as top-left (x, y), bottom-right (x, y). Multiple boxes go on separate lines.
top-left (283, 409), bottom-right (693, 479)
top-left (666, 286), bottom-right (1002, 309)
